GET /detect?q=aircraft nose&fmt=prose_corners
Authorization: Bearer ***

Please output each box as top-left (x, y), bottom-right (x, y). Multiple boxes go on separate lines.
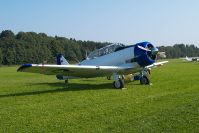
top-left (134, 42), bottom-right (156, 67)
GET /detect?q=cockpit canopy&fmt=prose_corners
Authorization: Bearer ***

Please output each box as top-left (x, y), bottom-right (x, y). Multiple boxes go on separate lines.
top-left (87, 43), bottom-right (125, 59)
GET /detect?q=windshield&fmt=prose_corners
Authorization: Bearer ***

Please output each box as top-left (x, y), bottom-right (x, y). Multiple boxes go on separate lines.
top-left (88, 43), bottom-right (125, 59)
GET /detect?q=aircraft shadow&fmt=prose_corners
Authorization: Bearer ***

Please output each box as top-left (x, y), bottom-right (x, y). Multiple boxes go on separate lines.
top-left (0, 82), bottom-right (112, 98)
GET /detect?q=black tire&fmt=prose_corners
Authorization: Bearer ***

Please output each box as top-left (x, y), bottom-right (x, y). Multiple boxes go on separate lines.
top-left (65, 79), bottom-right (68, 84)
top-left (113, 78), bottom-right (124, 89)
top-left (140, 76), bottom-right (150, 85)
top-left (107, 76), bottom-right (111, 80)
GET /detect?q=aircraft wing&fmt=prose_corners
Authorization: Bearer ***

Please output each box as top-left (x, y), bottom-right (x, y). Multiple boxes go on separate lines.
top-left (191, 57), bottom-right (199, 59)
top-left (17, 64), bottom-right (134, 78)
top-left (146, 61), bottom-right (168, 68)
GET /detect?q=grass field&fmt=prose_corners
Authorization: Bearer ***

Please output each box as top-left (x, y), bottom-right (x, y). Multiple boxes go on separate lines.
top-left (0, 59), bottom-right (199, 133)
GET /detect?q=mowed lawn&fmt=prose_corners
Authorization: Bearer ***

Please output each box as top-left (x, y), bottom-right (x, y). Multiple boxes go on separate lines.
top-left (0, 59), bottom-right (199, 132)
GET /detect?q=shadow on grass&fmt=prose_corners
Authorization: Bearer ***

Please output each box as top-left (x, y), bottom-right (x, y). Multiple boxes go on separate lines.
top-left (0, 82), bottom-right (112, 98)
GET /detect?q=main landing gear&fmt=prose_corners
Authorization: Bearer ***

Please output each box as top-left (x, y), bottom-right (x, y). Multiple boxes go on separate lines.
top-left (113, 78), bottom-right (124, 89)
top-left (112, 73), bottom-right (125, 89)
top-left (140, 75), bottom-right (150, 85)
top-left (139, 69), bottom-right (150, 85)
top-left (112, 68), bottom-right (151, 89)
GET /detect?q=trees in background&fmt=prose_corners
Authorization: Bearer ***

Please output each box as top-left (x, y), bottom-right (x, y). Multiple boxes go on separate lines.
top-left (0, 48), bottom-right (2, 65)
top-left (158, 44), bottom-right (199, 58)
top-left (0, 30), bottom-right (109, 65)
top-left (0, 30), bottom-right (199, 65)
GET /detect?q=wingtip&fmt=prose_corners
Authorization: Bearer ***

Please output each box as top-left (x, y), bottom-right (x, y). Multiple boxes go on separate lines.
top-left (17, 64), bottom-right (32, 72)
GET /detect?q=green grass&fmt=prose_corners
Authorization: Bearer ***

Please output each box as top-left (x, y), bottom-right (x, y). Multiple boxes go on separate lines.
top-left (0, 59), bottom-right (199, 133)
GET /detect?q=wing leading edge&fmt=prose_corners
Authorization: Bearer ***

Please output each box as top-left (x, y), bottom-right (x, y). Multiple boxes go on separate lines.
top-left (146, 61), bottom-right (169, 68)
top-left (17, 64), bottom-right (134, 78)
top-left (18, 61), bottom-right (168, 78)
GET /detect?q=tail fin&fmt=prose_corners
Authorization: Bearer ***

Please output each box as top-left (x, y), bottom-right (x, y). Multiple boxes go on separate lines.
top-left (185, 56), bottom-right (191, 61)
top-left (56, 54), bottom-right (69, 65)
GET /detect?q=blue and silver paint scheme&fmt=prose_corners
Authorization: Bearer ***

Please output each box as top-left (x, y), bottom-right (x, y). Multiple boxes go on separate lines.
top-left (18, 41), bottom-right (166, 79)
top-left (80, 41), bottom-right (156, 69)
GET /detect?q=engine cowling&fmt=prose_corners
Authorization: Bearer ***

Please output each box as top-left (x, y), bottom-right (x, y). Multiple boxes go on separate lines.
top-left (134, 42), bottom-right (156, 67)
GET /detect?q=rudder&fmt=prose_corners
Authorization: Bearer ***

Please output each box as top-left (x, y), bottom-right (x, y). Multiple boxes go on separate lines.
top-left (56, 54), bottom-right (69, 65)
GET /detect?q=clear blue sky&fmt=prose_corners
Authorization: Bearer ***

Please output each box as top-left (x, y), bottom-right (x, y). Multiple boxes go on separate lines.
top-left (1, 0), bottom-right (199, 46)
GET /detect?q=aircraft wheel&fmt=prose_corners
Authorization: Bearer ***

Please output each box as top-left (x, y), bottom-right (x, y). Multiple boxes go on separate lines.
top-left (65, 79), bottom-right (68, 84)
top-left (107, 76), bottom-right (111, 80)
top-left (113, 78), bottom-right (124, 89)
top-left (140, 76), bottom-right (150, 85)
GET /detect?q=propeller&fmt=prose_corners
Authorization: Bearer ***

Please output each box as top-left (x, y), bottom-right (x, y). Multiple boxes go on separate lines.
top-left (137, 45), bottom-right (166, 59)
top-left (138, 45), bottom-right (158, 54)
top-left (137, 45), bottom-right (151, 52)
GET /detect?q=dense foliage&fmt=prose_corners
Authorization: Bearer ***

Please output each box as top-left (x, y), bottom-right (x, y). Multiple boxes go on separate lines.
top-left (0, 30), bottom-right (199, 65)
top-left (0, 30), bottom-right (108, 65)
top-left (158, 44), bottom-right (199, 58)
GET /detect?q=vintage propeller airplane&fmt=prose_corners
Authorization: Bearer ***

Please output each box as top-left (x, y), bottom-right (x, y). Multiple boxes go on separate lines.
top-left (182, 56), bottom-right (199, 62)
top-left (18, 41), bottom-right (168, 89)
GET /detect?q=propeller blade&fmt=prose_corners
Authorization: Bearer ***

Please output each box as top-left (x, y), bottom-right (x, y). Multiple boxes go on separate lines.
top-left (137, 45), bottom-right (151, 52)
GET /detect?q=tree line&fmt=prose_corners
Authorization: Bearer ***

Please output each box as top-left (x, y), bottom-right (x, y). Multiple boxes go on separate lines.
top-left (158, 44), bottom-right (199, 58)
top-left (0, 30), bottom-right (199, 65)
top-left (0, 30), bottom-right (108, 65)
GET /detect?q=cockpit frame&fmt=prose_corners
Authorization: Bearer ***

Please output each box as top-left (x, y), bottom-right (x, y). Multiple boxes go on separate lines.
top-left (87, 43), bottom-right (125, 59)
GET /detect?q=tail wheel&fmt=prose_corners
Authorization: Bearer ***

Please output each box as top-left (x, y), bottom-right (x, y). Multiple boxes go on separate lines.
top-left (113, 78), bottom-right (124, 89)
top-left (140, 76), bottom-right (150, 85)
top-left (65, 79), bottom-right (68, 84)
top-left (107, 76), bottom-right (111, 80)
